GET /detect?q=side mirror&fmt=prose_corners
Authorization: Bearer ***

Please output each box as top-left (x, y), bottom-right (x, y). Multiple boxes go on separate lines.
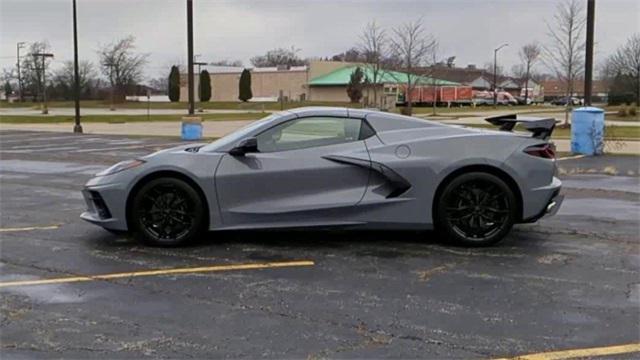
top-left (229, 137), bottom-right (258, 156)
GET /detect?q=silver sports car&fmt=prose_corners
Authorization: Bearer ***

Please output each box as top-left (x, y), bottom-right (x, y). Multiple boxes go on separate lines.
top-left (81, 107), bottom-right (563, 246)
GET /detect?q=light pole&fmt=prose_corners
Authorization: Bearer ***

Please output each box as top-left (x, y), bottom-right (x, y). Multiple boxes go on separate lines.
top-left (186, 0), bottom-right (195, 115)
top-left (72, 0), bottom-right (82, 133)
top-left (493, 43), bottom-right (508, 107)
top-left (17, 42), bottom-right (25, 102)
top-left (584, 0), bottom-right (595, 106)
top-left (32, 53), bottom-right (54, 114)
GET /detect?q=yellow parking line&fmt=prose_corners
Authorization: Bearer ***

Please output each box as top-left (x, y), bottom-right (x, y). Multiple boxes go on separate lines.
top-left (0, 224), bottom-right (60, 233)
top-left (494, 342), bottom-right (640, 360)
top-left (0, 260), bottom-right (315, 288)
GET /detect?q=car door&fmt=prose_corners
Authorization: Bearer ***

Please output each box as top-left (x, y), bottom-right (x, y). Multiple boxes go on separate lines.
top-left (215, 116), bottom-right (373, 227)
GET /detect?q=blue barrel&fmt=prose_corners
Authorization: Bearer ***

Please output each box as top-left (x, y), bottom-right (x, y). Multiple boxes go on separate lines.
top-left (181, 120), bottom-right (202, 141)
top-left (571, 107), bottom-right (604, 155)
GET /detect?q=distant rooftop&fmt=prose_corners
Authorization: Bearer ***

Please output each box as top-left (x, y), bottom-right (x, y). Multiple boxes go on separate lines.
top-left (205, 65), bottom-right (308, 74)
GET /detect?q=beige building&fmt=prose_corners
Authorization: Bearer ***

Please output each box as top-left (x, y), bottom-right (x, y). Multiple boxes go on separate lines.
top-left (180, 60), bottom-right (354, 102)
top-left (179, 60), bottom-right (455, 105)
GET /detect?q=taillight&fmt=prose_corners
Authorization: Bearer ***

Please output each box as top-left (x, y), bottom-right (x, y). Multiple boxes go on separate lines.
top-left (524, 143), bottom-right (555, 159)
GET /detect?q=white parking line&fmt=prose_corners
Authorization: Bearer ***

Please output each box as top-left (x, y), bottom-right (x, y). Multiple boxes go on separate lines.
top-left (8, 140), bottom-right (103, 149)
top-left (2, 146), bottom-right (81, 153)
top-left (556, 155), bottom-right (587, 161)
top-left (72, 142), bottom-right (185, 153)
top-left (0, 135), bottom-right (87, 144)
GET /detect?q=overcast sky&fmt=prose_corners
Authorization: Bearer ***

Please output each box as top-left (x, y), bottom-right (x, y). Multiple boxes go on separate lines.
top-left (1, 0), bottom-right (638, 81)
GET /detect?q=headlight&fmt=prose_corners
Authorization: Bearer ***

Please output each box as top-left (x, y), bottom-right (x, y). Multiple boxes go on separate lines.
top-left (96, 159), bottom-right (145, 177)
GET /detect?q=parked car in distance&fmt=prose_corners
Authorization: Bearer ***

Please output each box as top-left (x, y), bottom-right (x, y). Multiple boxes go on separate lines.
top-left (551, 96), bottom-right (582, 106)
top-left (515, 96), bottom-right (544, 105)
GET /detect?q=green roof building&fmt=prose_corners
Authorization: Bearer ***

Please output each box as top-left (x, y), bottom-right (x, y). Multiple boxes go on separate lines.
top-left (307, 65), bottom-right (460, 106)
top-left (309, 66), bottom-right (460, 87)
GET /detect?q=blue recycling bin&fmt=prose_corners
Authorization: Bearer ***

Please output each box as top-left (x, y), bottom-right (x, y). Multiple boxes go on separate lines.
top-left (571, 107), bottom-right (604, 155)
top-left (181, 119), bottom-right (202, 140)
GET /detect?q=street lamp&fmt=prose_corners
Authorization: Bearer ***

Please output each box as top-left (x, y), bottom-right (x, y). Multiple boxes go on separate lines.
top-left (72, 0), bottom-right (82, 133)
top-left (493, 43), bottom-right (508, 107)
top-left (186, 0), bottom-right (195, 115)
top-left (584, 0), bottom-right (595, 106)
top-left (32, 52), bottom-right (54, 114)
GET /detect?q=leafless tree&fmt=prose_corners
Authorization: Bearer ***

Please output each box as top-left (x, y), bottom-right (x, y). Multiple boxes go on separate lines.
top-left (20, 41), bottom-right (51, 101)
top-left (519, 43), bottom-right (542, 104)
top-left (359, 21), bottom-right (388, 107)
top-left (51, 60), bottom-right (97, 100)
top-left (250, 46), bottom-right (308, 67)
top-left (484, 61), bottom-right (504, 79)
top-left (389, 19), bottom-right (436, 115)
top-left (607, 34), bottom-right (640, 105)
top-left (511, 64), bottom-right (526, 80)
top-left (331, 48), bottom-right (363, 62)
top-left (97, 36), bottom-right (148, 99)
top-left (148, 77), bottom-right (169, 94)
top-left (209, 59), bottom-right (244, 67)
top-left (544, 0), bottom-right (586, 125)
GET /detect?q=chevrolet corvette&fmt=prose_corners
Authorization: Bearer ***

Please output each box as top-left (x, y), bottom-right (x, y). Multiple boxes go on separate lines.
top-left (81, 107), bottom-right (563, 246)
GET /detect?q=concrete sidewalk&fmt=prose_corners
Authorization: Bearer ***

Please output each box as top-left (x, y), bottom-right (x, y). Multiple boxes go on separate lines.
top-left (1, 120), bottom-right (639, 154)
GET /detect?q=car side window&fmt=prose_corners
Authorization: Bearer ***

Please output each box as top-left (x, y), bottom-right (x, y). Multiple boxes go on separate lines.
top-left (256, 117), bottom-right (364, 152)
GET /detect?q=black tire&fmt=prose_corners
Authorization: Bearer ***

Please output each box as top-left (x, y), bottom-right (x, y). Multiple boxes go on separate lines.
top-left (130, 177), bottom-right (206, 246)
top-left (435, 172), bottom-right (517, 246)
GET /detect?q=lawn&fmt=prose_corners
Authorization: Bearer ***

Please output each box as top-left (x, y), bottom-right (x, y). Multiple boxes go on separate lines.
top-left (0, 112), bottom-right (268, 124)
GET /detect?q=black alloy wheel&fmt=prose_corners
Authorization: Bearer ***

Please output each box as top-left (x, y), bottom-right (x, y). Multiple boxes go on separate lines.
top-left (131, 177), bottom-right (205, 246)
top-left (436, 172), bottom-right (516, 246)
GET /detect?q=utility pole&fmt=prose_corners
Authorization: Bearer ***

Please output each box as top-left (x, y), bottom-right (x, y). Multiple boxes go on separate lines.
top-left (584, 0), bottom-right (595, 106)
top-left (72, 0), bottom-right (82, 133)
top-left (186, 0), bottom-right (195, 115)
top-left (32, 53), bottom-right (54, 114)
top-left (16, 42), bottom-right (25, 102)
top-left (493, 43), bottom-right (508, 108)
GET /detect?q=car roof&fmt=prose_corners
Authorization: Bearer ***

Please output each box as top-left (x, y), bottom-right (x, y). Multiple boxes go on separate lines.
top-left (286, 106), bottom-right (440, 132)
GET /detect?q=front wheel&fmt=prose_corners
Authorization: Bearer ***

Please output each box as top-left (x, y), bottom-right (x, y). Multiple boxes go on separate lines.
top-left (130, 177), bottom-right (206, 246)
top-left (435, 172), bottom-right (517, 246)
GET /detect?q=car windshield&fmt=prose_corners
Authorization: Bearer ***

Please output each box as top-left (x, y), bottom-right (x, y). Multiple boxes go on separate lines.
top-left (200, 113), bottom-right (280, 152)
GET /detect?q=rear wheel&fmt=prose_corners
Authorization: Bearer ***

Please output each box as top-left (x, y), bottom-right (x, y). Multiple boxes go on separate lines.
top-left (130, 177), bottom-right (205, 246)
top-left (435, 172), bottom-right (517, 246)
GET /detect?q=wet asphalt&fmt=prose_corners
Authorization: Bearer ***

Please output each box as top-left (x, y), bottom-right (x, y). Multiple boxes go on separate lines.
top-left (0, 130), bottom-right (639, 359)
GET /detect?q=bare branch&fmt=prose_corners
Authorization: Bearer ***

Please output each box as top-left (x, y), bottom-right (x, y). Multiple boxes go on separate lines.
top-left (358, 21), bottom-right (389, 107)
top-left (389, 19), bottom-right (437, 115)
top-left (542, 0), bottom-right (586, 124)
top-left (97, 36), bottom-right (149, 94)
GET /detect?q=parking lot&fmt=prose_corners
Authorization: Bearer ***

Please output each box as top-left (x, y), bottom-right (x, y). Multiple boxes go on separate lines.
top-left (1, 129), bottom-right (639, 359)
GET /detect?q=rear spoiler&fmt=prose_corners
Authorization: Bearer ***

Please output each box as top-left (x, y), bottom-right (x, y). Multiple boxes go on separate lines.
top-left (485, 114), bottom-right (557, 140)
